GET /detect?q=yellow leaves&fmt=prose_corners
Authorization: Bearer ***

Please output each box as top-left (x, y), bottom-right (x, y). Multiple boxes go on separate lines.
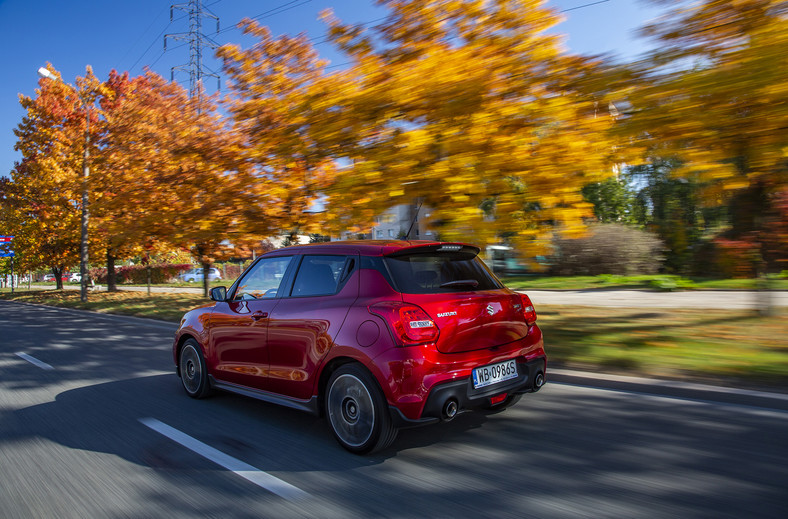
top-left (622, 0), bottom-right (788, 210)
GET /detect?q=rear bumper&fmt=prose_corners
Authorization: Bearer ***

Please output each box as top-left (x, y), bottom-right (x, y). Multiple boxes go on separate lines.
top-left (371, 323), bottom-right (546, 425)
top-left (388, 356), bottom-right (547, 428)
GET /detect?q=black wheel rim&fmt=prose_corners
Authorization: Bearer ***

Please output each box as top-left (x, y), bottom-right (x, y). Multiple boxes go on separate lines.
top-left (327, 374), bottom-right (375, 448)
top-left (180, 344), bottom-right (202, 394)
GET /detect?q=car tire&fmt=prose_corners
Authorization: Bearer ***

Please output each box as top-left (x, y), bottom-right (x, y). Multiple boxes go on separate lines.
top-left (325, 364), bottom-right (397, 454)
top-left (179, 339), bottom-right (211, 399)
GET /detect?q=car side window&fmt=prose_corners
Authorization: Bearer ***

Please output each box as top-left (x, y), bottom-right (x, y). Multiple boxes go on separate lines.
top-left (290, 255), bottom-right (349, 297)
top-left (233, 256), bottom-right (293, 300)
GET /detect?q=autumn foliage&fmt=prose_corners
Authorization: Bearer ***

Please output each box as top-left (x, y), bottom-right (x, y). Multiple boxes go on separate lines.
top-left (2, 0), bottom-right (787, 282)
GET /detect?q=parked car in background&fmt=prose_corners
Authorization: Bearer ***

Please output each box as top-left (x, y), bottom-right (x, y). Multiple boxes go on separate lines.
top-left (178, 267), bottom-right (222, 283)
top-left (42, 273), bottom-right (68, 282)
top-left (173, 240), bottom-right (546, 454)
top-left (69, 273), bottom-right (81, 282)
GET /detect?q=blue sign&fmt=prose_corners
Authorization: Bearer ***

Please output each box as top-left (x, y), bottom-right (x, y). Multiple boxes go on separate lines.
top-left (0, 236), bottom-right (14, 257)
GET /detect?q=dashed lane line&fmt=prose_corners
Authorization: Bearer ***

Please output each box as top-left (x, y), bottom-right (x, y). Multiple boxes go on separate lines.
top-left (138, 417), bottom-right (310, 501)
top-left (15, 352), bottom-right (55, 370)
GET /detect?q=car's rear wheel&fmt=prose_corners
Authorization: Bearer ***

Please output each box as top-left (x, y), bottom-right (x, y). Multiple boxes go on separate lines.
top-left (325, 364), bottom-right (397, 454)
top-left (179, 339), bottom-right (211, 398)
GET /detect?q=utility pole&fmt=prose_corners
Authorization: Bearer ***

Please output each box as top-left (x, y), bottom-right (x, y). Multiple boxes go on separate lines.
top-left (164, 0), bottom-right (220, 100)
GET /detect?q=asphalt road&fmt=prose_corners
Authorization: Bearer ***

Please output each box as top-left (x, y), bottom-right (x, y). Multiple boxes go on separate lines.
top-left (1, 300), bottom-right (787, 518)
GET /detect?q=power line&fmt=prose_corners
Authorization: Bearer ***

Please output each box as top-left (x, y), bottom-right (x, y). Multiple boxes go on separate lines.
top-left (133, 0), bottom-right (611, 78)
top-left (129, 17), bottom-right (179, 74)
top-left (217, 0), bottom-right (312, 36)
top-left (128, 0), bottom-right (313, 79)
top-left (562, 0), bottom-right (610, 14)
top-left (322, 1), bottom-right (613, 70)
top-left (121, 6), bottom-right (169, 68)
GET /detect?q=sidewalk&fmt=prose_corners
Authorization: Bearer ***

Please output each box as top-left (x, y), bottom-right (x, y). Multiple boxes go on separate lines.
top-left (523, 289), bottom-right (788, 309)
top-left (21, 284), bottom-right (788, 309)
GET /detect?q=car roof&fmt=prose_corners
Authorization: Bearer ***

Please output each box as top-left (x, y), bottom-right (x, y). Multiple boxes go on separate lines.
top-left (267, 240), bottom-right (479, 257)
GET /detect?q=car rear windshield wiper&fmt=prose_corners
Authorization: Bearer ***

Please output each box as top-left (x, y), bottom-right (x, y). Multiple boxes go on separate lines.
top-left (439, 279), bottom-right (479, 289)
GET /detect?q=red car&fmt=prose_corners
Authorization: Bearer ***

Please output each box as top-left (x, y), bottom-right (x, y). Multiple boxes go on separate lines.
top-left (173, 241), bottom-right (546, 454)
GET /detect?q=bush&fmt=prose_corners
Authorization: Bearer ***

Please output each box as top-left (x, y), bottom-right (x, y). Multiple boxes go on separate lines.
top-left (711, 238), bottom-right (759, 278)
top-left (690, 238), bottom-right (760, 278)
top-left (89, 264), bottom-right (193, 284)
top-left (550, 223), bottom-right (664, 276)
top-left (648, 276), bottom-right (678, 291)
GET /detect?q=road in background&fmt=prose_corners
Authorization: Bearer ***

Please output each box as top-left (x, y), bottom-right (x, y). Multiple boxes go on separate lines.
top-left (24, 283), bottom-right (788, 309)
top-left (524, 289), bottom-right (788, 309)
top-left (1, 300), bottom-right (787, 518)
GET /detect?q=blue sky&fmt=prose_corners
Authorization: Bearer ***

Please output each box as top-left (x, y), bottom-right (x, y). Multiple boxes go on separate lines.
top-left (0, 0), bottom-right (664, 179)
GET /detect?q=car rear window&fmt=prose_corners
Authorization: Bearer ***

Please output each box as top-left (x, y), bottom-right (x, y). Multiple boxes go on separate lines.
top-left (384, 252), bottom-right (502, 294)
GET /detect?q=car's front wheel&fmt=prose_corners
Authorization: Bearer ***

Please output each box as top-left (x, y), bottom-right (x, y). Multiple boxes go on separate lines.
top-left (179, 339), bottom-right (211, 398)
top-left (325, 364), bottom-right (397, 454)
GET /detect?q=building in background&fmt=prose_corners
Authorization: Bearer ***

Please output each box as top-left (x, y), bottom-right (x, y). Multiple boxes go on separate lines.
top-left (339, 202), bottom-right (434, 241)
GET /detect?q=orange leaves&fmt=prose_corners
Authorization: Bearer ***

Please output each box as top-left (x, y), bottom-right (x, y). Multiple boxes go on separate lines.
top-left (218, 17), bottom-right (339, 237)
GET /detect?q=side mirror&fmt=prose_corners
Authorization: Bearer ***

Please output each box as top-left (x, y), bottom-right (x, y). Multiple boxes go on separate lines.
top-left (210, 286), bottom-right (227, 301)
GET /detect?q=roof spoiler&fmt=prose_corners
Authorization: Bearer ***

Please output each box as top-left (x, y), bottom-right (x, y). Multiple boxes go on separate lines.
top-left (385, 243), bottom-right (480, 258)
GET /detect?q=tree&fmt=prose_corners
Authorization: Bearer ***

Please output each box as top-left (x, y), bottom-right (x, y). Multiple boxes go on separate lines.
top-left (218, 20), bottom-right (339, 240)
top-left (582, 177), bottom-right (635, 224)
top-left (622, 158), bottom-right (718, 274)
top-left (93, 70), bottom-right (190, 291)
top-left (314, 0), bottom-right (619, 254)
top-left (153, 85), bottom-right (257, 297)
top-left (620, 0), bottom-right (788, 276)
top-left (5, 65), bottom-right (102, 289)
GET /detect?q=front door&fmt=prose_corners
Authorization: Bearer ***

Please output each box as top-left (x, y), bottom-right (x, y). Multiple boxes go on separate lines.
top-left (209, 255), bottom-right (294, 389)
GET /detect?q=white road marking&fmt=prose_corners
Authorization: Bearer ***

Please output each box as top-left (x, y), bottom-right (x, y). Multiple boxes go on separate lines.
top-left (15, 352), bottom-right (54, 370)
top-left (138, 418), bottom-right (310, 501)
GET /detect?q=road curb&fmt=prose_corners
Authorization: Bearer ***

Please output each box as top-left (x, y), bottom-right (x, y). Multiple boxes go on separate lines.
top-left (549, 368), bottom-right (788, 411)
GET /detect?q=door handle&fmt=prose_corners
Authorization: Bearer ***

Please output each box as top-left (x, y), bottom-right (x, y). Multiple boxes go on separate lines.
top-left (251, 311), bottom-right (268, 320)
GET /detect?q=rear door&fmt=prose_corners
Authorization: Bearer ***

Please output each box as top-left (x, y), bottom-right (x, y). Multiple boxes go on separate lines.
top-left (265, 254), bottom-right (359, 399)
top-left (384, 246), bottom-right (528, 354)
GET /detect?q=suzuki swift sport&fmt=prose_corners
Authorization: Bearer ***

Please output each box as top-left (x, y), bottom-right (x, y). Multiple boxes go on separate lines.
top-left (173, 241), bottom-right (546, 454)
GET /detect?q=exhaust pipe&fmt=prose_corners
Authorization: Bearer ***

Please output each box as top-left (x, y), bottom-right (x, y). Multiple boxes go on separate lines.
top-left (442, 399), bottom-right (459, 421)
top-left (533, 372), bottom-right (545, 392)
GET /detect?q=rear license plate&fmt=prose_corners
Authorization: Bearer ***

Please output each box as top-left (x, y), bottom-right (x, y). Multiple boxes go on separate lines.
top-left (472, 360), bottom-right (518, 389)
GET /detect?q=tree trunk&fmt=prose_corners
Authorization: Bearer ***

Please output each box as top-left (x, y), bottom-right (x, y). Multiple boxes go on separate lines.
top-left (202, 262), bottom-right (211, 298)
top-left (52, 267), bottom-right (63, 290)
top-left (106, 250), bottom-right (117, 292)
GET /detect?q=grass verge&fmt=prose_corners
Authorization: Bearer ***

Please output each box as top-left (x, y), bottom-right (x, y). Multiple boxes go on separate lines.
top-left (1, 289), bottom-right (786, 389)
top-left (539, 305), bottom-right (788, 388)
top-left (500, 274), bottom-right (788, 291)
top-left (0, 289), bottom-right (207, 323)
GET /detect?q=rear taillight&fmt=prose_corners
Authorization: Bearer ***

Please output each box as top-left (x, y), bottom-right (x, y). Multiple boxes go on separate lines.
top-left (369, 302), bottom-right (440, 346)
top-left (520, 294), bottom-right (537, 325)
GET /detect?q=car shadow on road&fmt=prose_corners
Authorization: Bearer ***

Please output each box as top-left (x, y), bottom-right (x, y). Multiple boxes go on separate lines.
top-left (2, 373), bottom-right (496, 472)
